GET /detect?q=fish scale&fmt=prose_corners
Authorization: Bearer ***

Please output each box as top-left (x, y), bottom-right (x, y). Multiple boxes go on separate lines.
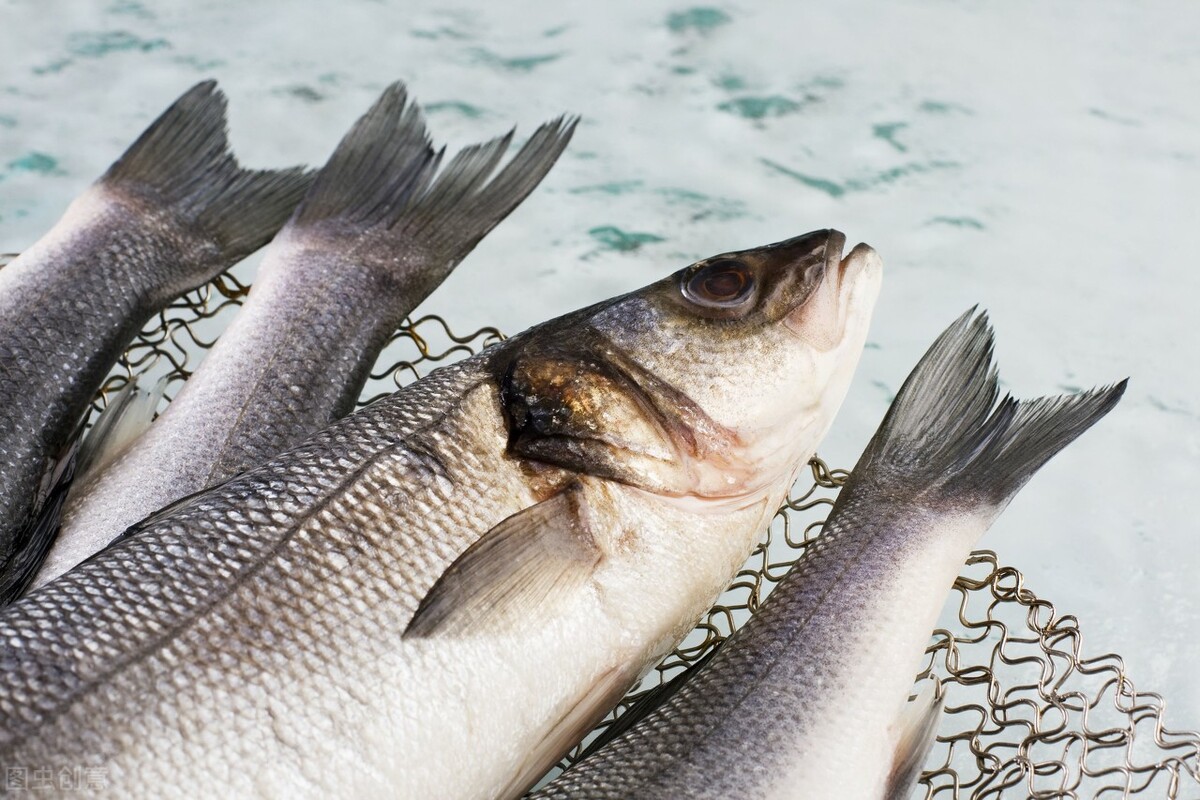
top-left (0, 200), bottom-right (202, 527)
top-left (0, 82), bottom-right (313, 602)
top-left (0, 228), bottom-right (880, 798)
top-left (32, 85), bottom-right (575, 591)
top-left (532, 312), bottom-right (1125, 800)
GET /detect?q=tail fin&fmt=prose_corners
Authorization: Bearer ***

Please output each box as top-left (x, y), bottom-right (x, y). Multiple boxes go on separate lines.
top-left (858, 309), bottom-right (1126, 510)
top-left (285, 80), bottom-right (576, 297)
top-left (100, 81), bottom-right (314, 259)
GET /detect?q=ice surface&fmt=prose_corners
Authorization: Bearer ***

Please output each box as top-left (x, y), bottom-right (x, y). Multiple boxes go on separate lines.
top-left (1, 0), bottom-right (1196, 730)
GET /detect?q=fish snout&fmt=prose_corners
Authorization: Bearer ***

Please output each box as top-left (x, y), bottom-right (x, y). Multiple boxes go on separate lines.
top-left (783, 235), bottom-right (881, 349)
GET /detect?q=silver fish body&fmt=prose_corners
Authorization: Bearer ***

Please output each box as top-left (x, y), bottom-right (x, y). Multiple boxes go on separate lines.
top-left (32, 83), bottom-right (574, 589)
top-left (534, 311), bottom-right (1125, 800)
top-left (0, 82), bottom-right (311, 601)
top-left (0, 229), bottom-right (880, 798)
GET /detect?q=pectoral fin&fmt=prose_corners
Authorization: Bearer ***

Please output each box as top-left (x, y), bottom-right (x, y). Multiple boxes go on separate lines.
top-left (886, 679), bottom-right (944, 800)
top-left (500, 664), bottom-right (639, 800)
top-left (74, 376), bottom-right (167, 486)
top-left (0, 435), bottom-right (80, 605)
top-left (403, 482), bottom-right (602, 638)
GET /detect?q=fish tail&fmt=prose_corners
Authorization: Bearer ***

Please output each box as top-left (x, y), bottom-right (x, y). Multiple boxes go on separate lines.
top-left (858, 309), bottom-right (1126, 512)
top-left (284, 80), bottom-right (576, 290)
top-left (100, 80), bottom-right (314, 260)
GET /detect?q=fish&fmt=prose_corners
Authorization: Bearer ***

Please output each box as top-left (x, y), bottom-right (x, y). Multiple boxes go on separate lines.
top-left (28, 82), bottom-right (575, 592)
top-left (530, 310), bottom-right (1126, 800)
top-left (0, 82), bottom-right (312, 604)
top-left (0, 227), bottom-right (880, 798)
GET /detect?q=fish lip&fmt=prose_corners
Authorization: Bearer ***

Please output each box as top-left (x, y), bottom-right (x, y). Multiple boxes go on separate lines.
top-left (837, 241), bottom-right (881, 288)
top-left (782, 234), bottom-right (879, 342)
top-left (756, 228), bottom-right (846, 320)
top-left (823, 229), bottom-right (848, 278)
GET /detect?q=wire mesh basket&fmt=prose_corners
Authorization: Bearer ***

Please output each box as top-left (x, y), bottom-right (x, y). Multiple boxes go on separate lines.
top-left (88, 265), bottom-right (1200, 800)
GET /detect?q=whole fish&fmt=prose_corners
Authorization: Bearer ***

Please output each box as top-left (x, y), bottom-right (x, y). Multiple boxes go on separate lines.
top-left (30, 82), bottom-right (574, 591)
top-left (0, 82), bottom-right (311, 602)
top-left (532, 310), bottom-right (1125, 800)
top-left (0, 227), bottom-right (880, 798)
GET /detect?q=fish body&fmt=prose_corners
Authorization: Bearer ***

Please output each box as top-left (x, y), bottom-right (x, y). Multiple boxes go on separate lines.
top-left (0, 82), bottom-right (311, 600)
top-left (0, 229), bottom-right (880, 798)
top-left (534, 311), bottom-right (1125, 800)
top-left (32, 83), bottom-right (574, 589)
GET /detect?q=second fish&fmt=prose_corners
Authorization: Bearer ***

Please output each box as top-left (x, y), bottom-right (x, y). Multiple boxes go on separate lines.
top-left (32, 82), bottom-right (575, 589)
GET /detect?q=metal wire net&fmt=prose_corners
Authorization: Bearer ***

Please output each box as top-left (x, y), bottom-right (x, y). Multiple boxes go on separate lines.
top-left (88, 269), bottom-right (1200, 800)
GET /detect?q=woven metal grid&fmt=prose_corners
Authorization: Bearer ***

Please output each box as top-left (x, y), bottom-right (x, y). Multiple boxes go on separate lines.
top-left (85, 269), bottom-right (1200, 799)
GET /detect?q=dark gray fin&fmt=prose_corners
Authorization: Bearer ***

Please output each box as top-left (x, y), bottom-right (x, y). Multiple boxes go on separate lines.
top-left (287, 80), bottom-right (576, 293)
top-left (885, 680), bottom-right (944, 800)
top-left (72, 376), bottom-right (166, 487)
top-left (0, 432), bottom-right (80, 605)
top-left (404, 482), bottom-right (602, 638)
top-left (501, 665), bottom-right (640, 800)
top-left (0, 252), bottom-right (17, 268)
top-left (399, 113), bottom-right (577, 266)
top-left (289, 81), bottom-right (440, 231)
top-left (574, 646), bottom-right (722, 764)
top-left (100, 80), bottom-right (314, 258)
top-left (857, 309), bottom-right (1127, 510)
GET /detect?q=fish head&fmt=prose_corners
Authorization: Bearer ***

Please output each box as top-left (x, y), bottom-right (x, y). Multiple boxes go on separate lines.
top-left (495, 228), bottom-right (881, 505)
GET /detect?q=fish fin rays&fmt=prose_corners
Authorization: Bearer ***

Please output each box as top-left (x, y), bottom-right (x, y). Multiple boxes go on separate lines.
top-left (15, 378), bottom-right (166, 600)
top-left (858, 308), bottom-right (1126, 511)
top-left (573, 645), bottom-right (721, 764)
top-left (504, 665), bottom-right (639, 799)
top-left (403, 482), bottom-right (601, 639)
top-left (73, 376), bottom-right (167, 489)
top-left (885, 680), bottom-right (944, 800)
top-left (100, 80), bottom-right (314, 259)
top-left (0, 434), bottom-right (81, 605)
top-left (403, 112), bottom-right (576, 270)
top-left (286, 81), bottom-right (575, 299)
top-left (288, 81), bottom-right (439, 233)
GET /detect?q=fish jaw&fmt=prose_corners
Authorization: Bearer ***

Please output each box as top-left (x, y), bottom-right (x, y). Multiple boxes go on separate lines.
top-left (499, 229), bottom-right (882, 505)
top-left (741, 240), bottom-right (884, 482)
top-left (672, 236), bottom-right (883, 501)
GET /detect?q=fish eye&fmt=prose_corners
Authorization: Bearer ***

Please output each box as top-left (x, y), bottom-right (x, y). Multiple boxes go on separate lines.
top-left (682, 259), bottom-right (755, 308)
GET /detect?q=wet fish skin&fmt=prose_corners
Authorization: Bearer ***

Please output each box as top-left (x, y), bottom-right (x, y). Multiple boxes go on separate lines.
top-left (0, 229), bottom-right (879, 798)
top-left (0, 82), bottom-right (312, 599)
top-left (533, 311), bottom-right (1125, 800)
top-left (31, 82), bottom-right (575, 590)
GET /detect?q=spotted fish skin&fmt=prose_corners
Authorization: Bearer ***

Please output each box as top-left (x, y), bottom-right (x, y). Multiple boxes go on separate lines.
top-left (31, 83), bottom-right (575, 590)
top-left (0, 229), bottom-right (880, 798)
top-left (0, 82), bottom-right (312, 601)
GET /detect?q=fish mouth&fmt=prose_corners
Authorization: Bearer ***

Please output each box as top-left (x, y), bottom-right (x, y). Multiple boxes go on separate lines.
top-left (819, 230), bottom-right (880, 293)
top-left (783, 232), bottom-right (881, 344)
top-left (833, 240), bottom-right (881, 290)
top-left (824, 229), bottom-right (848, 277)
